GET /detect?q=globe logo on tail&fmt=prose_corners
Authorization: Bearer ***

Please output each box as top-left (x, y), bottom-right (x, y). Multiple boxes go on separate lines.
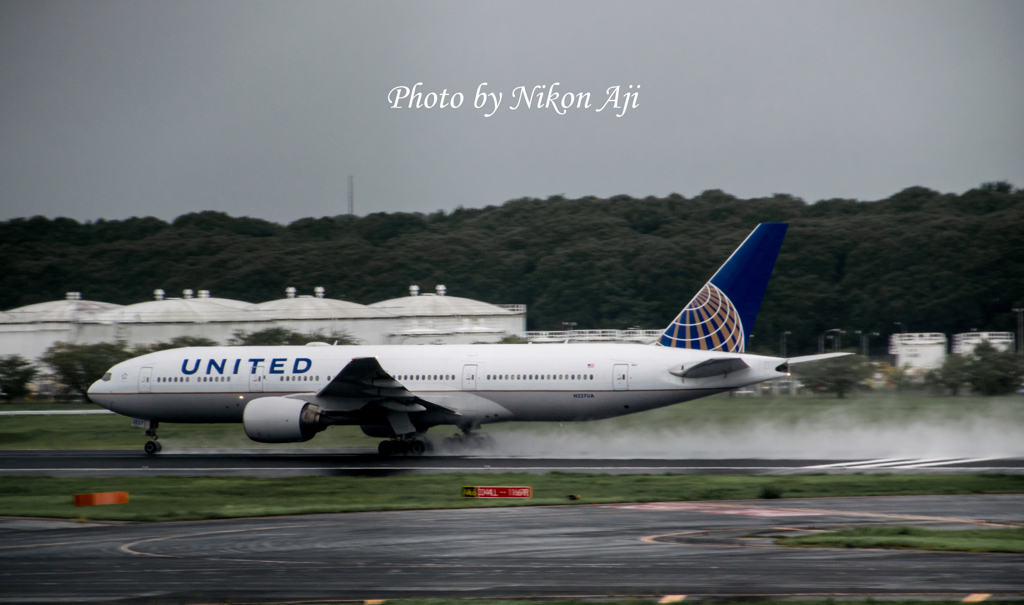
top-left (659, 282), bottom-right (745, 352)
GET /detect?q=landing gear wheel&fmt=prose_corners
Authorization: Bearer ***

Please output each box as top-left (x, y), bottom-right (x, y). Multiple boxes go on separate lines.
top-left (409, 440), bottom-right (426, 456)
top-left (144, 440), bottom-right (161, 455)
top-left (378, 441), bottom-right (394, 457)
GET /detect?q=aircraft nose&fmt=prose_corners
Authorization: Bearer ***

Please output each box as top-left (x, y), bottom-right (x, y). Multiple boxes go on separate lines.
top-left (87, 371), bottom-right (114, 406)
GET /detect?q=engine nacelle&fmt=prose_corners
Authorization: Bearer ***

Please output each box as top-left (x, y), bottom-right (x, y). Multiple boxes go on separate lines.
top-left (243, 397), bottom-right (328, 443)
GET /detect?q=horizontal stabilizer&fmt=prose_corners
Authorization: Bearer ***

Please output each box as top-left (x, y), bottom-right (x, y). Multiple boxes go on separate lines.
top-left (678, 357), bottom-right (749, 378)
top-left (787, 353), bottom-right (853, 365)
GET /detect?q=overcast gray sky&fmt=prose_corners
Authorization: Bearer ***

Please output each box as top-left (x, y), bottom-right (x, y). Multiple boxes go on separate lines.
top-left (1, 0), bottom-right (1022, 223)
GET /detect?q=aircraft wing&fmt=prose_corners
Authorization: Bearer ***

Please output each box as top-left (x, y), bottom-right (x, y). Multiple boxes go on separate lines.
top-left (677, 357), bottom-right (750, 378)
top-left (317, 357), bottom-right (412, 399)
top-left (314, 357), bottom-right (459, 415)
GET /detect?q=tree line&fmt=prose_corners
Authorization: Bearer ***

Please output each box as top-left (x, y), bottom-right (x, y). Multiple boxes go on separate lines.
top-left (2, 183), bottom-right (1023, 358)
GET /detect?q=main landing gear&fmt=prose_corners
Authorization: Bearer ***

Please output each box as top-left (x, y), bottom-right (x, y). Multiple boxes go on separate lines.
top-left (378, 438), bottom-right (429, 457)
top-left (144, 424), bottom-right (162, 455)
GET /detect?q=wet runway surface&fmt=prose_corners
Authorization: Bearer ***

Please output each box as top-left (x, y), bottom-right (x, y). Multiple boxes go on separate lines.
top-left (1, 494), bottom-right (1022, 603)
top-left (3, 450), bottom-right (1023, 476)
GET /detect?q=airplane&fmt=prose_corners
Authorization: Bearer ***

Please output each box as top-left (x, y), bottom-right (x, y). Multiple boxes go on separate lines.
top-left (87, 222), bottom-right (845, 455)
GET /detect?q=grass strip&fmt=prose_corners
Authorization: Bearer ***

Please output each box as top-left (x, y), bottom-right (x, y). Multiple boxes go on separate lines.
top-left (776, 526), bottom-right (1024, 553)
top-left (1, 473), bottom-right (1022, 522)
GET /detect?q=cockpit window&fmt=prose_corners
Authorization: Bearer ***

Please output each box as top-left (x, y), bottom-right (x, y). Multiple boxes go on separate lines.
top-left (102, 372), bottom-right (112, 382)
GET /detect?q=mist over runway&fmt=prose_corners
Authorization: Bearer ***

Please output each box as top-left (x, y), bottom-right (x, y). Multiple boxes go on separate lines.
top-left (2, 494), bottom-right (1021, 603)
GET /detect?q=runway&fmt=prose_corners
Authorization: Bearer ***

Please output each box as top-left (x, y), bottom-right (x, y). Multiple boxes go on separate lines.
top-left (1, 494), bottom-right (1021, 603)
top-left (1, 449), bottom-right (1023, 477)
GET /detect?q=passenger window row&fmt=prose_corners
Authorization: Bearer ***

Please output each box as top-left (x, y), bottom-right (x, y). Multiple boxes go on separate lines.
top-left (153, 372), bottom-right (589, 386)
top-left (485, 374), bottom-right (594, 381)
top-left (398, 375), bottom-right (454, 381)
top-left (155, 375), bottom-right (340, 385)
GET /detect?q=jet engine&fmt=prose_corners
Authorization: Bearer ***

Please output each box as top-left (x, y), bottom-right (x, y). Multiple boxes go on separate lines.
top-left (243, 397), bottom-right (329, 443)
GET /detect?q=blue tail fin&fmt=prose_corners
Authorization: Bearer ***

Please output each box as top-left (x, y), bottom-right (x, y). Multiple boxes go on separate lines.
top-left (659, 223), bottom-right (787, 352)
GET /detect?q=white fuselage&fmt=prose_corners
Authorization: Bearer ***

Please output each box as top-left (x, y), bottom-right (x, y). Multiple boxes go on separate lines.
top-left (88, 343), bottom-right (788, 430)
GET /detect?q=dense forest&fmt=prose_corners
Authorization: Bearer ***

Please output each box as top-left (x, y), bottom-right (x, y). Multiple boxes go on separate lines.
top-left (2, 184), bottom-right (1022, 357)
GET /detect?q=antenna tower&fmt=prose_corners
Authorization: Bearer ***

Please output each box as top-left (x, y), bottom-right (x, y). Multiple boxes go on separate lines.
top-left (347, 175), bottom-right (354, 215)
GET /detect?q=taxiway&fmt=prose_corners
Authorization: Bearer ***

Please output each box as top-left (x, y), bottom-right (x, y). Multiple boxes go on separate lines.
top-left (1, 494), bottom-right (1021, 603)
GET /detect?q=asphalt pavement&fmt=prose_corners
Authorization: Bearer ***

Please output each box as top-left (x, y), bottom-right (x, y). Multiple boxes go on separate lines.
top-left (1, 494), bottom-right (1021, 603)
top-left (1, 449), bottom-right (1022, 476)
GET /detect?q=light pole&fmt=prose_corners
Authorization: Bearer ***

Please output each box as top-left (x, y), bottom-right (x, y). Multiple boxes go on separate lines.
top-left (855, 330), bottom-right (880, 356)
top-left (780, 331), bottom-right (791, 357)
top-left (894, 321), bottom-right (906, 334)
top-left (1014, 308), bottom-right (1024, 355)
top-left (818, 328), bottom-right (842, 353)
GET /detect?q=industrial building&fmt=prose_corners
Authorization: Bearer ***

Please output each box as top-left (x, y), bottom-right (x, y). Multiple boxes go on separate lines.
top-left (889, 331), bottom-right (1016, 373)
top-left (889, 333), bottom-right (948, 371)
top-left (369, 285), bottom-right (526, 344)
top-left (951, 331), bottom-right (1015, 355)
top-left (0, 286), bottom-right (527, 360)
